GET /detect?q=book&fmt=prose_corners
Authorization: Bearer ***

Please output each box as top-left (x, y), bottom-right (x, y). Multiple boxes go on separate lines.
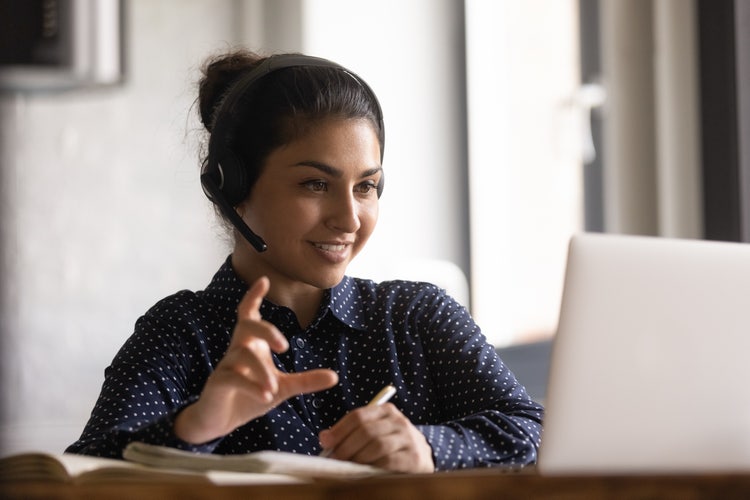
top-left (123, 441), bottom-right (386, 479)
top-left (0, 451), bottom-right (308, 485)
top-left (0, 443), bottom-right (385, 485)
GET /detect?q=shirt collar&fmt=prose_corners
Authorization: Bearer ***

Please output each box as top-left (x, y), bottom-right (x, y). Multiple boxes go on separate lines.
top-left (326, 276), bottom-right (369, 331)
top-left (205, 256), bottom-right (368, 332)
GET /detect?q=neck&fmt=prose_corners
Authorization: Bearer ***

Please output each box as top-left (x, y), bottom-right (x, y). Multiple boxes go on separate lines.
top-left (230, 251), bottom-right (325, 329)
top-left (268, 283), bottom-right (325, 329)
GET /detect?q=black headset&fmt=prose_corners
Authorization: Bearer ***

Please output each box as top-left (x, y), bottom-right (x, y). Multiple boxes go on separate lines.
top-left (200, 54), bottom-right (385, 253)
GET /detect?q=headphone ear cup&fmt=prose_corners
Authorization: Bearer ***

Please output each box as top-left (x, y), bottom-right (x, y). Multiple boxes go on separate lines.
top-left (217, 151), bottom-right (249, 206)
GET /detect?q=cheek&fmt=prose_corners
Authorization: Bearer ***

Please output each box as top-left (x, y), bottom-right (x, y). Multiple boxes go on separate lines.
top-left (358, 203), bottom-right (379, 238)
top-left (245, 194), bottom-right (309, 230)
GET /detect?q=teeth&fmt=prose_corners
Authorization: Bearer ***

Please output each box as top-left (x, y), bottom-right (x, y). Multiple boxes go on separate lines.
top-left (315, 243), bottom-right (345, 252)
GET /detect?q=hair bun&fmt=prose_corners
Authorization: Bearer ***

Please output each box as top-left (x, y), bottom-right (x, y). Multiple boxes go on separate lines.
top-left (198, 49), bottom-right (263, 132)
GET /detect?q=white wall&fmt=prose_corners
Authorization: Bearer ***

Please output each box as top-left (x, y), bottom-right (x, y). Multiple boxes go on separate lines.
top-left (0, 0), bottom-right (468, 455)
top-left (1, 0), bottom-right (241, 455)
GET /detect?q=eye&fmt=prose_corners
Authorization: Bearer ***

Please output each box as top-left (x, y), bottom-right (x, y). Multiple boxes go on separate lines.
top-left (302, 180), bottom-right (328, 192)
top-left (355, 181), bottom-right (378, 195)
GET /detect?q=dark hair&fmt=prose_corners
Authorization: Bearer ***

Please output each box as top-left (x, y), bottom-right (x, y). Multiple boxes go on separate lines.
top-left (197, 49), bottom-right (385, 208)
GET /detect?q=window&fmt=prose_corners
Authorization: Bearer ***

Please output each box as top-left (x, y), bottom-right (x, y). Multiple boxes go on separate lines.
top-left (465, 0), bottom-right (583, 346)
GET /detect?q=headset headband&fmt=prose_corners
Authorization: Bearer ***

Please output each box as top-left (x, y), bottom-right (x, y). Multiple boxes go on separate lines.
top-left (209, 54), bottom-right (384, 170)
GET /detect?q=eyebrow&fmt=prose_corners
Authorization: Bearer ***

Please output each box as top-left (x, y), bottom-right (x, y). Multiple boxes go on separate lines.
top-left (293, 160), bottom-right (382, 179)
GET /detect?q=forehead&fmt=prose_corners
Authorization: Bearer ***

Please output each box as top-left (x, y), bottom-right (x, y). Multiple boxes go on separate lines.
top-left (280, 115), bottom-right (384, 161)
top-left (272, 118), bottom-right (381, 163)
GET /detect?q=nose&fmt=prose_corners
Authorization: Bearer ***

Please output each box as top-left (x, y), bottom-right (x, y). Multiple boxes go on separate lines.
top-left (326, 192), bottom-right (361, 234)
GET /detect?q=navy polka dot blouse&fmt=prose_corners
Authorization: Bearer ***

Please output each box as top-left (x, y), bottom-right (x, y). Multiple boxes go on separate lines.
top-left (67, 257), bottom-right (543, 470)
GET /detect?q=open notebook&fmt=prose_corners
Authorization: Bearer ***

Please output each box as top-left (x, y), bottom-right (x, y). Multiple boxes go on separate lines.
top-left (538, 233), bottom-right (750, 474)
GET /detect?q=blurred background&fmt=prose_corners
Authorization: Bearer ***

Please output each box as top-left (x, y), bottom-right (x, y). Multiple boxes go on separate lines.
top-left (1, 0), bottom-right (748, 455)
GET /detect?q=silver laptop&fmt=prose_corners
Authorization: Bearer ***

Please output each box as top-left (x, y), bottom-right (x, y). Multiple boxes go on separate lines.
top-left (538, 232), bottom-right (750, 474)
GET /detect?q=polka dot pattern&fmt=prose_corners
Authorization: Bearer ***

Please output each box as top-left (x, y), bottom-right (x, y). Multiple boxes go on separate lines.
top-left (67, 257), bottom-right (543, 470)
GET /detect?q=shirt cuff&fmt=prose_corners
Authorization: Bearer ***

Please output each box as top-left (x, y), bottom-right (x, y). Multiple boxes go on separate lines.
top-left (415, 424), bottom-right (474, 471)
top-left (129, 396), bottom-right (222, 454)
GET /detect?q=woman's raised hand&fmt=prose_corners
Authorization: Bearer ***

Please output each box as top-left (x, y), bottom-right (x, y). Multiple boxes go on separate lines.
top-left (174, 277), bottom-right (339, 444)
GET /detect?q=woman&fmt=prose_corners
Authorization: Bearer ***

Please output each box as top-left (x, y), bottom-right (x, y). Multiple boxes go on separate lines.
top-left (67, 49), bottom-right (543, 473)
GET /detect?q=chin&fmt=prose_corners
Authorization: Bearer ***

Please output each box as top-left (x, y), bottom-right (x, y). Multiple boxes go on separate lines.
top-left (310, 270), bottom-right (347, 290)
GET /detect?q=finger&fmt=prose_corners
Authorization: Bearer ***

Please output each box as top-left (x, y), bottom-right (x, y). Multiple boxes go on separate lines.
top-left (209, 364), bottom-right (276, 405)
top-left (212, 367), bottom-right (338, 417)
top-left (234, 277), bottom-right (288, 353)
top-left (218, 339), bottom-right (281, 395)
top-left (343, 408), bottom-right (418, 463)
top-left (231, 317), bottom-right (288, 354)
top-left (238, 276), bottom-right (270, 322)
top-left (348, 430), bottom-right (401, 464)
top-left (319, 404), bottom-right (392, 453)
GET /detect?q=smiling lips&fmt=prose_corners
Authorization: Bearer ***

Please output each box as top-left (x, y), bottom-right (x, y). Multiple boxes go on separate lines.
top-left (311, 242), bottom-right (352, 264)
top-left (313, 242), bottom-right (348, 252)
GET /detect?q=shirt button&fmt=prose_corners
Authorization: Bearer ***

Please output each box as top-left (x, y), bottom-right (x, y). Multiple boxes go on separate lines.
top-left (295, 338), bottom-right (305, 349)
top-left (312, 398), bottom-right (322, 409)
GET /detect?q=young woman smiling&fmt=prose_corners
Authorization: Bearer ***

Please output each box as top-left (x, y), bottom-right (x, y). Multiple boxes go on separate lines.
top-left (67, 49), bottom-right (543, 473)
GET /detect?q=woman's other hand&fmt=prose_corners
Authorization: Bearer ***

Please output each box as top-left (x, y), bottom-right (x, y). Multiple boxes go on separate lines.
top-left (318, 403), bottom-right (435, 473)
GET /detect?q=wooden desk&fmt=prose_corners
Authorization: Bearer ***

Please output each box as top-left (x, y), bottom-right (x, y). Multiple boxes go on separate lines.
top-left (3, 469), bottom-right (750, 499)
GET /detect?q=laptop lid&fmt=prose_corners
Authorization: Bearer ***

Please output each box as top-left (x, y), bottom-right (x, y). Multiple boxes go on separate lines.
top-left (538, 233), bottom-right (750, 474)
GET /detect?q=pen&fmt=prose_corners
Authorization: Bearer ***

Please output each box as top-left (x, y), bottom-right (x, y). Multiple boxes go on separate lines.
top-left (367, 384), bottom-right (397, 407)
top-left (320, 384), bottom-right (397, 458)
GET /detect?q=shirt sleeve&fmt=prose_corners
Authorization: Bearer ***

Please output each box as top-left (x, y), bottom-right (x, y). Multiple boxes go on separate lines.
top-left (410, 287), bottom-right (544, 470)
top-left (65, 309), bottom-right (223, 458)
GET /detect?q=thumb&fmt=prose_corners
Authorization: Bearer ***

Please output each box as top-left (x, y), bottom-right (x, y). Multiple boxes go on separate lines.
top-left (278, 369), bottom-right (339, 400)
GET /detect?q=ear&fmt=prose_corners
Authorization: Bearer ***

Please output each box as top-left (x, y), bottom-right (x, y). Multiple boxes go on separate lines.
top-left (235, 200), bottom-right (248, 219)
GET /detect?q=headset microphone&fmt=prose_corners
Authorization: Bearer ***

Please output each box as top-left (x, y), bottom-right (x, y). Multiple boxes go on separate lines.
top-left (201, 170), bottom-right (268, 252)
